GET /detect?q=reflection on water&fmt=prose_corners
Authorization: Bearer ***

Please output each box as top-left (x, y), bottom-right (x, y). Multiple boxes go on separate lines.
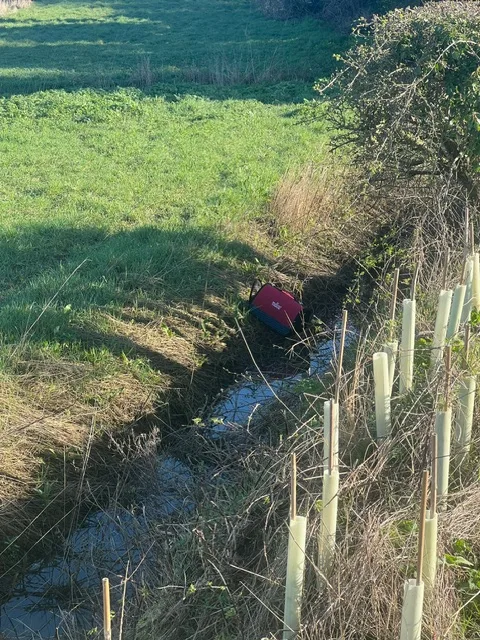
top-left (0, 457), bottom-right (192, 639)
top-left (0, 321), bottom-right (353, 638)
top-left (209, 326), bottom-right (351, 436)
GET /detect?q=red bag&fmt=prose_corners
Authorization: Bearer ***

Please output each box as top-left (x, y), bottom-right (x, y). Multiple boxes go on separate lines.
top-left (249, 280), bottom-right (305, 336)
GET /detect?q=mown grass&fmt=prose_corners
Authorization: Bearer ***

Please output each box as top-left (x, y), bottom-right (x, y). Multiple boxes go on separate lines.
top-left (0, 87), bottom-right (333, 519)
top-left (0, 0), bottom-right (347, 100)
top-left (0, 0), bottom-right (352, 575)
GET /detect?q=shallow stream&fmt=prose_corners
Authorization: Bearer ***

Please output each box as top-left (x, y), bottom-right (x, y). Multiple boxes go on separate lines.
top-left (0, 323), bottom-right (347, 639)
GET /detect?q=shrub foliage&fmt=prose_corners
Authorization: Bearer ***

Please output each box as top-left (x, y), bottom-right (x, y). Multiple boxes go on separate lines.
top-left (256, 0), bottom-right (416, 21)
top-left (319, 2), bottom-right (480, 198)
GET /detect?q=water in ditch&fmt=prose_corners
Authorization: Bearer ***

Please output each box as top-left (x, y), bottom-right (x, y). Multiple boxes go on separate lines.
top-left (0, 323), bottom-right (349, 639)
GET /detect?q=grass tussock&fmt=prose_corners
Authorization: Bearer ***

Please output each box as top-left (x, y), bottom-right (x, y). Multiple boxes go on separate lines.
top-left (133, 240), bottom-right (480, 640)
top-left (181, 52), bottom-right (312, 86)
top-left (0, 0), bottom-right (31, 13)
top-left (266, 163), bottom-right (371, 277)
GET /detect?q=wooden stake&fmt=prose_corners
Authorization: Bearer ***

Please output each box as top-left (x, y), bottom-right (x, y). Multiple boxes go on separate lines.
top-left (410, 264), bottom-right (420, 301)
top-left (416, 470), bottom-right (429, 586)
top-left (471, 221), bottom-right (475, 255)
top-left (442, 249), bottom-right (450, 291)
top-left (335, 310), bottom-right (348, 404)
top-left (465, 205), bottom-right (470, 253)
top-left (329, 399), bottom-right (334, 475)
top-left (103, 577), bottom-right (112, 640)
top-left (389, 268), bottom-right (400, 341)
top-left (444, 345), bottom-right (452, 409)
top-left (290, 453), bottom-right (297, 521)
top-left (430, 434), bottom-right (437, 518)
top-left (461, 254), bottom-right (468, 285)
top-left (465, 323), bottom-right (471, 366)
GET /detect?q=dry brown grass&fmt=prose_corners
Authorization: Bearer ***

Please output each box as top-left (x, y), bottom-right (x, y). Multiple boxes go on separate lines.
top-left (0, 293), bottom-right (243, 578)
top-left (266, 163), bottom-right (373, 276)
top-left (181, 52), bottom-right (308, 86)
top-left (134, 252), bottom-right (480, 640)
top-left (0, 0), bottom-right (31, 13)
top-left (129, 56), bottom-right (157, 88)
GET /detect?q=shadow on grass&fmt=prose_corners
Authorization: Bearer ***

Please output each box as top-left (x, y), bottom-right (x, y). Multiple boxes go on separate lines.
top-left (0, 0), bottom-right (348, 101)
top-left (0, 220), bottom-right (351, 602)
top-left (0, 222), bottom-right (324, 418)
top-left (0, 222), bottom-right (260, 338)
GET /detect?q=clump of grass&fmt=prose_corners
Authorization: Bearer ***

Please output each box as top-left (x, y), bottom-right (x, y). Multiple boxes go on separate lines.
top-left (130, 56), bottom-right (157, 89)
top-left (181, 50), bottom-right (311, 86)
top-left (133, 240), bottom-right (480, 639)
top-left (0, 0), bottom-right (31, 13)
top-left (266, 162), bottom-right (370, 275)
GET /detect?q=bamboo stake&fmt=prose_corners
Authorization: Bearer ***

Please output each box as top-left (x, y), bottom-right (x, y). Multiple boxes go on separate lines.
top-left (417, 470), bottom-right (429, 585)
top-left (290, 453), bottom-right (297, 521)
top-left (470, 220), bottom-right (475, 255)
top-left (103, 577), bottom-right (112, 640)
top-left (335, 310), bottom-right (348, 404)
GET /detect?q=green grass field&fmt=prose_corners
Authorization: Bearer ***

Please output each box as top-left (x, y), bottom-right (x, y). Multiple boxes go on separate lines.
top-left (0, 0), bottom-right (346, 540)
top-left (0, 0), bottom-right (346, 99)
top-left (0, 89), bottom-right (327, 371)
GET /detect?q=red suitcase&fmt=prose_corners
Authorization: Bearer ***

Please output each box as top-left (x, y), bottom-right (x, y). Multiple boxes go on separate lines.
top-left (249, 280), bottom-right (306, 336)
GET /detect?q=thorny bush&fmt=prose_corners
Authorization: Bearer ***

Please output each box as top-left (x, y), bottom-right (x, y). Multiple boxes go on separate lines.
top-left (318, 2), bottom-right (480, 199)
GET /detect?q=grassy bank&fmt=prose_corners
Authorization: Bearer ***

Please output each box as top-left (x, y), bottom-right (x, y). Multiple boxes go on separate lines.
top-left (135, 247), bottom-right (480, 640)
top-left (0, 0), bottom-right (356, 584)
top-left (0, 89), bottom-right (337, 561)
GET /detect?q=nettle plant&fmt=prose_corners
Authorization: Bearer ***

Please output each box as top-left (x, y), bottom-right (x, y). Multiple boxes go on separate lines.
top-left (318, 2), bottom-right (480, 197)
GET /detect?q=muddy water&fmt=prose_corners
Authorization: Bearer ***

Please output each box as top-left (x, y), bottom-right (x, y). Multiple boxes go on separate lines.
top-left (0, 457), bottom-right (193, 639)
top-left (0, 323), bottom-right (349, 639)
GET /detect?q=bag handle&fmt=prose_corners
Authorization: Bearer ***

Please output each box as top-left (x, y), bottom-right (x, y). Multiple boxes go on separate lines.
top-left (249, 279), bottom-right (263, 305)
